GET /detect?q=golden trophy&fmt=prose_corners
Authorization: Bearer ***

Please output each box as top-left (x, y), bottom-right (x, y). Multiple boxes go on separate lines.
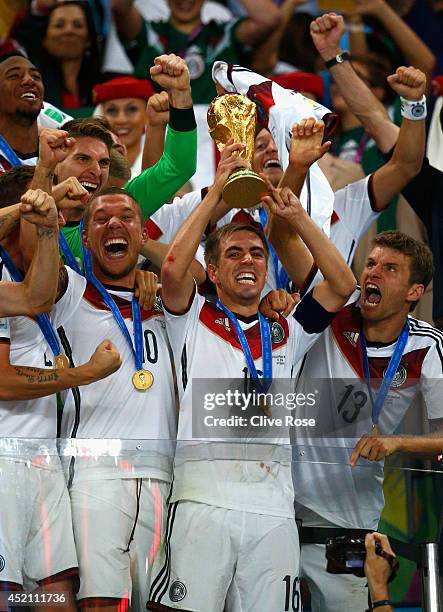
top-left (207, 94), bottom-right (266, 209)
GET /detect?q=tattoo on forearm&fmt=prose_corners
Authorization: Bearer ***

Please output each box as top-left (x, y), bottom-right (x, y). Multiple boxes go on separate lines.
top-left (14, 366), bottom-right (60, 384)
top-left (0, 212), bottom-right (19, 239)
top-left (37, 226), bottom-right (55, 239)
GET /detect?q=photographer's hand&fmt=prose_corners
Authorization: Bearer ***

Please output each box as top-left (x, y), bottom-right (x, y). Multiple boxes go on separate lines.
top-left (364, 533), bottom-right (394, 611)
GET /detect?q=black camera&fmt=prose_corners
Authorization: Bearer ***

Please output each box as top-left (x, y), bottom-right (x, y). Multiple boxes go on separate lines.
top-left (325, 535), bottom-right (382, 578)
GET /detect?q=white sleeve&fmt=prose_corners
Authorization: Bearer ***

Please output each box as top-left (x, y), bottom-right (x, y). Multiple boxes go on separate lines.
top-left (333, 175), bottom-right (380, 244)
top-left (420, 339), bottom-right (443, 421)
top-left (150, 189), bottom-right (204, 243)
top-left (163, 287), bottom-right (205, 358)
top-left (50, 266), bottom-right (86, 328)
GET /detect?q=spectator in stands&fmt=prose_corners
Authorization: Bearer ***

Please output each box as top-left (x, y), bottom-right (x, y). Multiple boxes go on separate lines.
top-left (112, 0), bottom-right (282, 104)
top-left (93, 76), bottom-right (153, 177)
top-left (13, 0), bottom-right (102, 108)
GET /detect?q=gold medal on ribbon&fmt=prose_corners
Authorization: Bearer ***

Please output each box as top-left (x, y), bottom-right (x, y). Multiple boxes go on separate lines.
top-left (54, 354), bottom-right (70, 369)
top-left (132, 369), bottom-right (154, 391)
top-left (371, 423), bottom-right (382, 435)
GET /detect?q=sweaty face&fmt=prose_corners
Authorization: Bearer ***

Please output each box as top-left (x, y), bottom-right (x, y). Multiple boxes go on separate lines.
top-left (0, 56), bottom-right (44, 121)
top-left (84, 194), bottom-right (146, 282)
top-left (208, 230), bottom-right (268, 307)
top-left (168, 0), bottom-right (204, 24)
top-left (360, 246), bottom-right (421, 322)
top-left (56, 136), bottom-right (110, 198)
top-left (102, 98), bottom-right (147, 149)
top-left (252, 129), bottom-right (282, 187)
top-left (43, 4), bottom-right (89, 61)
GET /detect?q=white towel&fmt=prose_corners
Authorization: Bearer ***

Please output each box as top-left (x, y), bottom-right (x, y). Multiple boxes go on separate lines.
top-left (427, 96), bottom-right (443, 173)
top-left (212, 61), bottom-right (337, 233)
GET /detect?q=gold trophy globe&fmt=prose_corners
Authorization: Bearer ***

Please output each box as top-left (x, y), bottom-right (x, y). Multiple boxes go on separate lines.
top-left (207, 94), bottom-right (266, 209)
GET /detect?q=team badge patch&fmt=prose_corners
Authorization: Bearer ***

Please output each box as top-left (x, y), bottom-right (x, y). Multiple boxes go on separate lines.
top-left (384, 364), bottom-right (407, 388)
top-left (0, 554), bottom-right (5, 572)
top-left (271, 322), bottom-right (285, 344)
top-left (0, 318), bottom-right (8, 331)
top-left (169, 580), bottom-right (187, 602)
top-left (215, 317), bottom-right (231, 332)
top-left (185, 46), bottom-right (205, 80)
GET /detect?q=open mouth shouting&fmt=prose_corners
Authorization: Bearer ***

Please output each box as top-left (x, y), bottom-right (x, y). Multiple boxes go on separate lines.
top-left (363, 283), bottom-right (382, 307)
top-left (104, 237), bottom-right (129, 259)
top-left (236, 272), bottom-right (257, 285)
top-left (80, 181), bottom-right (99, 194)
top-left (263, 159), bottom-right (282, 171)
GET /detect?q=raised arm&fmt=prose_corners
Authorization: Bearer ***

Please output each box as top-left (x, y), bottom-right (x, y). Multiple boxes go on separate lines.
top-left (0, 189), bottom-right (59, 317)
top-left (0, 204), bottom-right (20, 242)
top-left (112, 0), bottom-right (143, 42)
top-left (371, 66), bottom-right (427, 210)
top-left (142, 91), bottom-right (169, 171)
top-left (353, 0), bottom-right (436, 83)
top-left (140, 239), bottom-right (206, 286)
top-left (124, 55), bottom-right (197, 218)
top-left (311, 13), bottom-right (399, 153)
top-left (268, 118), bottom-right (331, 287)
top-left (161, 142), bottom-right (248, 313)
top-left (263, 186), bottom-right (357, 312)
top-left (0, 339), bottom-right (121, 401)
top-left (235, 0), bottom-right (281, 47)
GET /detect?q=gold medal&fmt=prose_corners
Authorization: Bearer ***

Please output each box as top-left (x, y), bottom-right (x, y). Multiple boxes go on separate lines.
top-left (54, 354), bottom-right (70, 369)
top-left (132, 369), bottom-right (154, 391)
top-left (371, 423), bottom-right (382, 435)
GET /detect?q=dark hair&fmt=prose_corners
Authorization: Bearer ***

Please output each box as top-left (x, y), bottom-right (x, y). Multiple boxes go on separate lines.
top-left (83, 187), bottom-right (143, 229)
top-left (204, 222), bottom-right (269, 267)
top-left (0, 165), bottom-right (35, 207)
top-left (372, 231), bottom-right (434, 309)
top-left (0, 51), bottom-right (28, 65)
top-left (13, 1), bottom-right (102, 107)
top-left (349, 54), bottom-right (395, 103)
top-left (63, 118), bottom-right (114, 152)
top-left (279, 13), bottom-right (319, 73)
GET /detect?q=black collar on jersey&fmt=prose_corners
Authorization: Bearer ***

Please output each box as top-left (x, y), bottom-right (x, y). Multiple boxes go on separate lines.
top-left (64, 220), bottom-right (81, 228)
top-left (365, 337), bottom-right (400, 349)
top-left (103, 283), bottom-right (135, 293)
top-left (231, 311), bottom-right (259, 324)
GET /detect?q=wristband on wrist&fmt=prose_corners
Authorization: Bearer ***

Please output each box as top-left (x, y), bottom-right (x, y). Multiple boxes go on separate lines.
top-left (348, 23), bottom-right (365, 33)
top-left (325, 51), bottom-right (350, 69)
top-left (365, 600), bottom-right (393, 611)
top-left (400, 95), bottom-right (427, 120)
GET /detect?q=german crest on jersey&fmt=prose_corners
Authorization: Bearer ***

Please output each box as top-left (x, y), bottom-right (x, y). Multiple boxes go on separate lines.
top-left (385, 364), bottom-right (407, 388)
top-left (169, 580), bottom-right (187, 602)
top-left (270, 321), bottom-right (285, 344)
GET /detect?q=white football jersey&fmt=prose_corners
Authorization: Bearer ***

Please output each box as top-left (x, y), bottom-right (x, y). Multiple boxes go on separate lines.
top-left (292, 295), bottom-right (443, 529)
top-left (0, 265), bottom-right (81, 443)
top-left (164, 289), bottom-right (336, 518)
top-left (55, 269), bottom-right (177, 482)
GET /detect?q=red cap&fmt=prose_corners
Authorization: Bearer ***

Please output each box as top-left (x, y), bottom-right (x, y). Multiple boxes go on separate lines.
top-left (93, 77), bottom-right (153, 104)
top-left (272, 71), bottom-right (324, 100)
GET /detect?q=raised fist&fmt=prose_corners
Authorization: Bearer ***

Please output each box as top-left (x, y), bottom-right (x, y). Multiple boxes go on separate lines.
top-left (150, 54), bottom-right (190, 92)
top-left (38, 128), bottom-right (75, 169)
top-left (146, 91), bottom-right (170, 127)
top-left (310, 13), bottom-right (345, 60)
top-left (20, 189), bottom-right (58, 228)
top-left (387, 66), bottom-right (426, 101)
top-left (89, 340), bottom-right (122, 379)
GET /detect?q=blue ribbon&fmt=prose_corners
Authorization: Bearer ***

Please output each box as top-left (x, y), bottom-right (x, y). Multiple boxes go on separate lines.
top-left (216, 299), bottom-right (272, 390)
top-left (0, 135), bottom-right (23, 167)
top-left (259, 207), bottom-right (289, 290)
top-left (58, 230), bottom-right (82, 275)
top-left (82, 242), bottom-right (143, 370)
top-left (0, 245), bottom-right (63, 359)
top-left (360, 320), bottom-right (409, 426)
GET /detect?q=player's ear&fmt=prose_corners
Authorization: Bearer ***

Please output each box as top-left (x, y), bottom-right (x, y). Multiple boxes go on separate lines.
top-left (207, 263), bottom-right (218, 285)
top-left (82, 226), bottom-right (89, 249)
top-left (406, 283), bottom-right (424, 304)
top-left (141, 225), bottom-right (148, 246)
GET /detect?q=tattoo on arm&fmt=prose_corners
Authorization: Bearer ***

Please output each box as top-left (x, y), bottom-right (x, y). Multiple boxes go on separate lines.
top-left (37, 226), bottom-right (55, 239)
top-left (13, 365), bottom-right (60, 384)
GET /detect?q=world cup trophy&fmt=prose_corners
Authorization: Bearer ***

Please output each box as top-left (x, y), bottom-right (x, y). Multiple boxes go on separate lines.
top-left (207, 94), bottom-right (266, 208)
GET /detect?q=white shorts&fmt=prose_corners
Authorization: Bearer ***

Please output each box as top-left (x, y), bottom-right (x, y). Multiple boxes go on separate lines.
top-left (148, 500), bottom-right (300, 612)
top-left (0, 456), bottom-right (77, 591)
top-left (69, 477), bottom-right (168, 608)
top-left (300, 544), bottom-right (368, 612)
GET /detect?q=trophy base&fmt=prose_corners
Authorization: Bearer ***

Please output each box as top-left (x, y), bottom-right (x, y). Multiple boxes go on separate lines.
top-left (222, 169), bottom-right (266, 209)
